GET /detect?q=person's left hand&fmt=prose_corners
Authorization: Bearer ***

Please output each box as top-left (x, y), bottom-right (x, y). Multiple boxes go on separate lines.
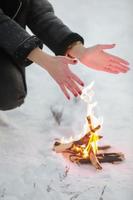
top-left (69, 44), bottom-right (130, 74)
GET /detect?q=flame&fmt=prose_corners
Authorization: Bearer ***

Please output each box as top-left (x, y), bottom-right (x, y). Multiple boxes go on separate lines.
top-left (81, 82), bottom-right (102, 157)
top-left (84, 132), bottom-right (99, 155)
top-left (68, 124), bottom-right (100, 159)
top-left (59, 82), bottom-right (102, 159)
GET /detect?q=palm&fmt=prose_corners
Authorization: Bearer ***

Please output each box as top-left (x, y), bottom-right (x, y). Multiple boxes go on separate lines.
top-left (46, 56), bottom-right (84, 100)
top-left (80, 44), bottom-right (129, 74)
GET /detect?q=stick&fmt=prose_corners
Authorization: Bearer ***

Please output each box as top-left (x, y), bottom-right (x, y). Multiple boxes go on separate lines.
top-left (97, 152), bottom-right (125, 163)
top-left (89, 148), bottom-right (102, 170)
top-left (98, 145), bottom-right (111, 150)
top-left (53, 141), bottom-right (73, 153)
top-left (77, 152), bottom-right (125, 164)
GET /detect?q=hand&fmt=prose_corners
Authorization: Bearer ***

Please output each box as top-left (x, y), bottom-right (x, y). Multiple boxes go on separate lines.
top-left (46, 56), bottom-right (84, 99)
top-left (68, 43), bottom-right (130, 74)
top-left (27, 48), bottom-right (84, 100)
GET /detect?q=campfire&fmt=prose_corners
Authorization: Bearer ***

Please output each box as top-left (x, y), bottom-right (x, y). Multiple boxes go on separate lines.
top-left (53, 82), bottom-right (125, 170)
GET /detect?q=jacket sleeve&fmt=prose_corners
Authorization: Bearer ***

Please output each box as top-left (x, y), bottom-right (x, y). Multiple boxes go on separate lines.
top-left (0, 8), bottom-right (43, 66)
top-left (27, 0), bottom-right (84, 56)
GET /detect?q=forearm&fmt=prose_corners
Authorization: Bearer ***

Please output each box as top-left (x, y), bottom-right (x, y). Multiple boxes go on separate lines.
top-left (27, 42), bottom-right (86, 70)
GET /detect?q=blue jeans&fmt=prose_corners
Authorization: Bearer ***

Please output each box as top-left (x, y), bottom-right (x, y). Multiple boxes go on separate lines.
top-left (0, 49), bottom-right (27, 110)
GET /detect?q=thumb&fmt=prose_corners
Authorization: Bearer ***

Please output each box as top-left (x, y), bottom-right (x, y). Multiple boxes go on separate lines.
top-left (100, 44), bottom-right (116, 50)
top-left (64, 57), bottom-right (78, 65)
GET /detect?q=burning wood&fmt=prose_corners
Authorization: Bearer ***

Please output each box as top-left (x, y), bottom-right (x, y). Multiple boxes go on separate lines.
top-left (53, 82), bottom-right (125, 170)
top-left (53, 115), bottom-right (125, 170)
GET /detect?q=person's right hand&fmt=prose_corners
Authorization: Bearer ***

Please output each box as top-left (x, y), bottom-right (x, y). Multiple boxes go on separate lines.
top-left (46, 56), bottom-right (84, 100)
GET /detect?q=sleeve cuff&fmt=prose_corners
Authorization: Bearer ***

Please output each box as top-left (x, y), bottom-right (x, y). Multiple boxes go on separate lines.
top-left (55, 33), bottom-right (84, 56)
top-left (14, 35), bottom-right (43, 66)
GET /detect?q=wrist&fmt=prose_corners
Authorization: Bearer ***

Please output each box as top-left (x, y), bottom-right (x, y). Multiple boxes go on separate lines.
top-left (66, 41), bottom-right (86, 60)
top-left (27, 47), bottom-right (54, 70)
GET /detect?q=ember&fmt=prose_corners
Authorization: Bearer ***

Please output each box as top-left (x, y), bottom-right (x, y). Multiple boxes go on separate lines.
top-left (53, 82), bottom-right (125, 170)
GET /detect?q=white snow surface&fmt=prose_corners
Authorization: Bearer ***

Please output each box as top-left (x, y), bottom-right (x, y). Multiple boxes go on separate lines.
top-left (0, 0), bottom-right (133, 199)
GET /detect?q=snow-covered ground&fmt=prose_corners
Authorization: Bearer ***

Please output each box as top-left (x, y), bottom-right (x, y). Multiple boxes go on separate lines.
top-left (0, 0), bottom-right (133, 199)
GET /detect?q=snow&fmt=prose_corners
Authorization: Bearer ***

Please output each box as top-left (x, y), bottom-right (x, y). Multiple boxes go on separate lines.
top-left (0, 0), bottom-right (133, 199)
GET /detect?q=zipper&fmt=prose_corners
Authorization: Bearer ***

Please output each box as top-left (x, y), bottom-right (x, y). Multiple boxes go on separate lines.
top-left (12, 0), bottom-right (22, 20)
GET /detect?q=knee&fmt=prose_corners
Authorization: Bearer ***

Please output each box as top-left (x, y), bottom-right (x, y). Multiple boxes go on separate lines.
top-left (0, 85), bottom-right (26, 110)
top-left (0, 68), bottom-right (27, 111)
top-left (0, 95), bottom-right (26, 111)
top-left (0, 49), bottom-right (27, 111)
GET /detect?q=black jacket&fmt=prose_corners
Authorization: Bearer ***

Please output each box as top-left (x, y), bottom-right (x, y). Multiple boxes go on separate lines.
top-left (0, 0), bottom-right (84, 66)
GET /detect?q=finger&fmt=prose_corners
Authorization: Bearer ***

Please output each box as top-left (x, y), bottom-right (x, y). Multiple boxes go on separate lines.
top-left (63, 57), bottom-right (78, 65)
top-left (110, 58), bottom-right (129, 67)
top-left (70, 72), bottom-right (84, 86)
top-left (59, 84), bottom-right (70, 100)
top-left (100, 44), bottom-right (116, 50)
top-left (103, 67), bottom-right (120, 74)
top-left (109, 62), bottom-right (129, 73)
top-left (110, 55), bottom-right (129, 65)
top-left (105, 69), bottom-right (120, 74)
top-left (65, 81), bottom-right (79, 97)
top-left (67, 79), bottom-right (82, 95)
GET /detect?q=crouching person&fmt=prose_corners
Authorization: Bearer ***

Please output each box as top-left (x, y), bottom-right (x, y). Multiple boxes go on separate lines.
top-left (0, 0), bottom-right (129, 111)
